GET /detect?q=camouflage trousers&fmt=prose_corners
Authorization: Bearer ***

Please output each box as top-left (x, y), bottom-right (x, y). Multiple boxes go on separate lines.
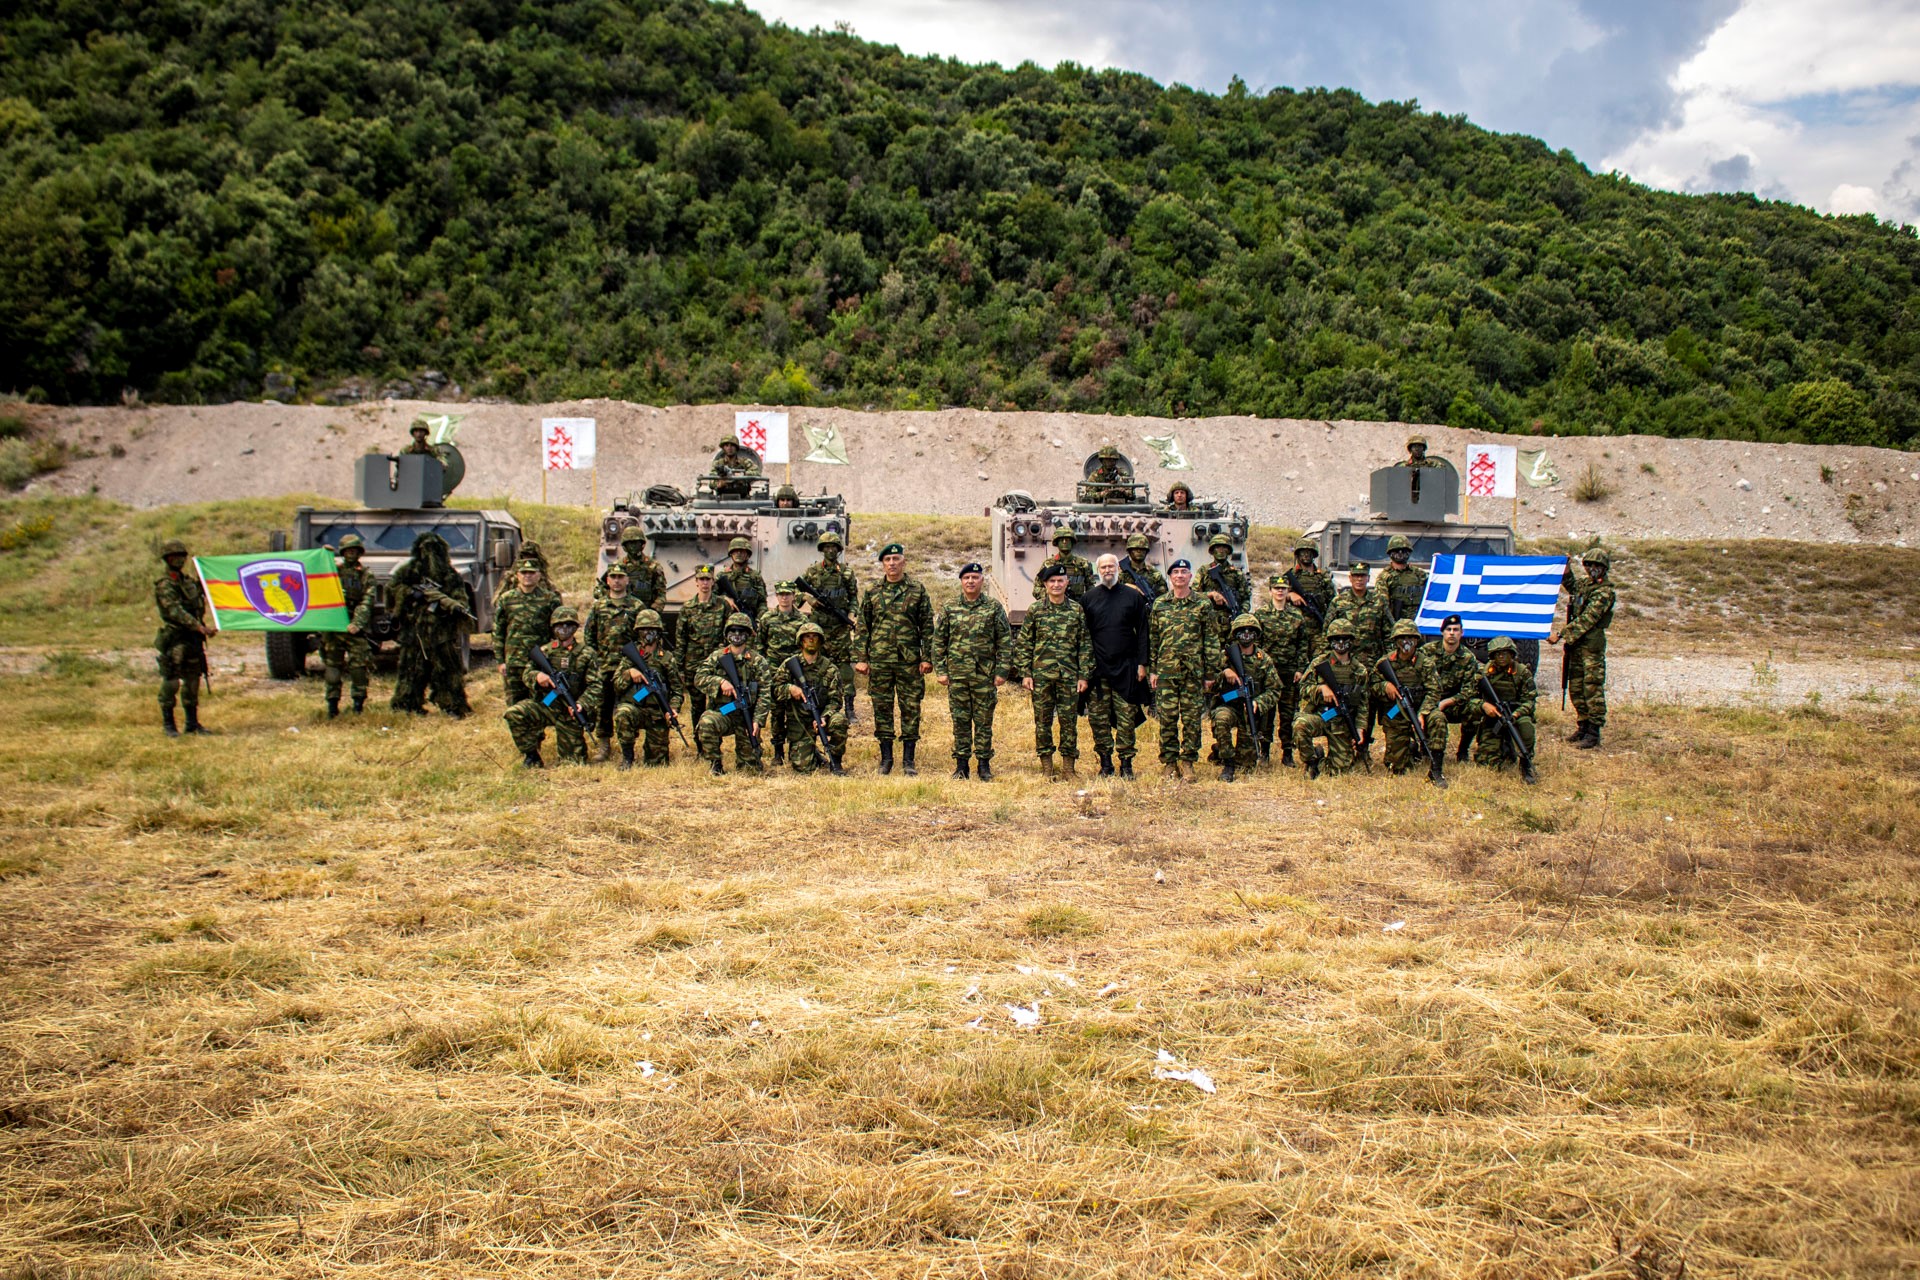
top-left (1154, 676), bottom-right (1206, 764)
top-left (1566, 642), bottom-right (1607, 730)
top-left (1293, 700), bottom-right (1359, 774)
top-left (1030, 674), bottom-right (1080, 760)
top-left (945, 673), bottom-right (998, 761)
top-left (320, 632), bottom-right (372, 702)
top-left (155, 637), bottom-right (206, 711)
top-left (867, 661), bottom-right (925, 744)
top-left (1419, 701), bottom-right (1470, 758)
top-left (612, 681), bottom-right (677, 765)
top-left (782, 701), bottom-right (848, 773)
top-left (1209, 699), bottom-right (1263, 767)
top-left (1085, 682), bottom-right (1139, 762)
top-left (695, 707), bottom-right (766, 769)
top-left (393, 630), bottom-right (469, 715)
top-left (1257, 674), bottom-right (1302, 757)
top-left (1470, 710), bottom-right (1536, 770)
top-left (1378, 695), bottom-right (1430, 773)
top-left (505, 696), bottom-right (587, 762)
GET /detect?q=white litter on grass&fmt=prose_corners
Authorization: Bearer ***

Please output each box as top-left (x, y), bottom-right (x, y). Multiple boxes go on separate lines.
top-left (963, 983), bottom-right (980, 1002)
top-left (1054, 973), bottom-right (1079, 988)
top-left (1664, 815), bottom-right (1674, 823)
top-left (1095, 982), bottom-right (1121, 998)
top-left (1382, 920), bottom-right (1407, 933)
top-left (287, 727), bottom-right (300, 734)
top-left (1015, 964), bottom-right (1037, 975)
top-left (748, 1020), bottom-right (762, 1031)
top-left (1151, 1049), bottom-right (1217, 1094)
top-left (964, 1017), bottom-right (985, 1031)
top-left (1153, 869), bottom-right (1165, 883)
top-left (796, 996), bottom-right (813, 1009)
top-left (952, 1188), bottom-right (974, 1197)
top-left (1006, 1002), bottom-right (1042, 1028)
top-left (637, 1061), bottom-right (656, 1078)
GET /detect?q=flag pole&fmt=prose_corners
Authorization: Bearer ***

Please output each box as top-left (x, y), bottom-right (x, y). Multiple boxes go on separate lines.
top-left (592, 466), bottom-right (598, 512)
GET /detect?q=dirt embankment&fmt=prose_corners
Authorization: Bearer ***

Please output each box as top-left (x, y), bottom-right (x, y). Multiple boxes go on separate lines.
top-left (24, 400), bottom-right (1920, 543)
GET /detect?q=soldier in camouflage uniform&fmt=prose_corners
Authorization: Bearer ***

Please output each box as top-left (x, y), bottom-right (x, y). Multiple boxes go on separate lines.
top-left (1084, 444), bottom-right (1132, 503)
top-left (319, 534), bottom-right (373, 717)
top-left (1471, 636), bottom-right (1539, 783)
top-left (1164, 481), bottom-right (1194, 510)
top-left (933, 562), bottom-right (1011, 780)
top-left (495, 559), bottom-right (558, 709)
top-left (1255, 575), bottom-right (1313, 766)
top-left (389, 531), bottom-right (473, 717)
top-left (583, 565), bottom-right (645, 760)
top-left (695, 612), bottom-right (773, 775)
top-left (609, 608), bottom-right (680, 769)
top-left (1197, 533), bottom-right (1252, 636)
top-left (1117, 532), bottom-right (1167, 602)
top-left (154, 539), bottom-right (213, 736)
top-left (1397, 434), bottom-right (1446, 469)
top-left (1014, 565), bottom-right (1091, 779)
top-left (598, 526), bottom-right (668, 608)
top-left (856, 543), bottom-right (934, 776)
top-left (797, 529), bottom-right (860, 722)
top-left (1282, 539), bottom-right (1334, 642)
top-left (677, 566), bottom-right (731, 725)
top-left (1041, 528), bottom-right (1096, 601)
top-left (717, 536), bottom-right (767, 621)
top-left (505, 605), bottom-right (598, 767)
top-left (1212, 614), bottom-right (1282, 781)
top-left (1149, 559), bottom-right (1219, 781)
top-left (1415, 613), bottom-right (1478, 787)
top-left (1549, 547), bottom-right (1615, 749)
top-left (1374, 620), bottom-right (1436, 778)
top-left (775, 484), bottom-right (800, 509)
top-left (400, 422), bottom-right (436, 456)
top-left (1375, 535), bottom-right (1428, 627)
top-left (1294, 618), bottom-right (1367, 779)
top-left (1322, 561), bottom-right (1391, 760)
top-left (710, 436), bottom-right (762, 496)
top-left (757, 582), bottom-right (807, 765)
top-left (779, 623), bottom-right (848, 775)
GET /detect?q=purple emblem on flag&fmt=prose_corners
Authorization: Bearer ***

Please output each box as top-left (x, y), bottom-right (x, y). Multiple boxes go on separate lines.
top-left (239, 559), bottom-right (310, 625)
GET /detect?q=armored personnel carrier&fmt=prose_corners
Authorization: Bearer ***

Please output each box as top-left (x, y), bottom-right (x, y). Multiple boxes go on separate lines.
top-left (599, 465), bottom-right (851, 644)
top-left (989, 449), bottom-right (1250, 626)
top-left (263, 441), bottom-right (522, 679)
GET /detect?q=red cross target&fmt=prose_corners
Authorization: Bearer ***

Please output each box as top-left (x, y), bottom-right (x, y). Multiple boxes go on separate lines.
top-left (1463, 443), bottom-right (1516, 499)
top-left (541, 418), bottom-right (596, 471)
top-left (1468, 453), bottom-right (1497, 496)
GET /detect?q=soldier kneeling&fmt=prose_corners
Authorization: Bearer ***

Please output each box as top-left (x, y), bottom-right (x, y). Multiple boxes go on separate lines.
top-left (780, 623), bottom-right (849, 775)
top-left (1293, 619), bottom-right (1365, 778)
top-left (1211, 615), bottom-right (1280, 782)
top-left (694, 613), bottom-right (772, 775)
top-left (611, 609), bottom-right (680, 769)
top-left (505, 606), bottom-right (599, 768)
top-left (1470, 636), bottom-right (1539, 784)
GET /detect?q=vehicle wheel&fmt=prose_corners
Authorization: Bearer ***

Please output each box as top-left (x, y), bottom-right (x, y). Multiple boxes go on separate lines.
top-left (265, 630), bottom-right (304, 680)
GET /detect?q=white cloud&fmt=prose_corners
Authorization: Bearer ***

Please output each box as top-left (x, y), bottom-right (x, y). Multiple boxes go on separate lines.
top-left (1828, 183), bottom-right (1885, 217)
top-left (1675, 0), bottom-right (1920, 99)
top-left (745, 0), bottom-right (1125, 73)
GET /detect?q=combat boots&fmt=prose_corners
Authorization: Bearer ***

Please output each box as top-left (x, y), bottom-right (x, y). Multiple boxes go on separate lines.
top-left (326, 696), bottom-right (340, 719)
top-left (183, 707), bottom-right (210, 735)
top-left (1566, 722), bottom-right (1589, 742)
top-left (1059, 755), bottom-right (1077, 779)
top-left (1303, 745), bottom-right (1322, 780)
top-left (351, 695), bottom-right (365, 714)
top-left (708, 758), bottom-right (725, 776)
top-left (828, 754), bottom-right (847, 776)
top-left (1428, 758), bottom-right (1448, 789)
top-left (522, 751), bottom-right (544, 769)
top-left (974, 758), bottom-right (993, 781)
top-left (619, 743), bottom-right (635, 770)
top-left (1521, 759), bottom-right (1540, 784)
top-left (843, 694), bottom-right (857, 724)
top-left (951, 759), bottom-right (970, 780)
top-left (902, 739), bottom-right (918, 776)
top-left (877, 741), bottom-right (894, 775)
top-left (1219, 761), bottom-right (1237, 783)
top-left (1039, 754), bottom-right (1057, 780)
top-left (1575, 728), bottom-right (1601, 750)
top-left (1117, 761), bottom-right (1135, 780)
top-left (162, 708), bottom-right (180, 738)
top-left (1280, 746), bottom-right (1294, 767)
top-left (1097, 752), bottom-right (1114, 777)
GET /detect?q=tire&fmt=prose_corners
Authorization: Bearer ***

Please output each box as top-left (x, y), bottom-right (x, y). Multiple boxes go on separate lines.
top-left (265, 630), bottom-right (305, 680)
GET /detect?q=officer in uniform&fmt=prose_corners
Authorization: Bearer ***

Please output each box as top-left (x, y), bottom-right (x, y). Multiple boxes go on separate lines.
top-left (780, 622), bottom-right (849, 775)
top-left (797, 529), bottom-right (860, 722)
top-left (757, 581), bottom-right (807, 765)
top-left (1254, 575), bottom-right (1312, 766)
top-left (856, 542), bottom-right (934, 776)
top-left (1014, 564), bottom-right (1091, 779)
top-left (496, 558), bottom-right (558, 710)
top-left (154, 539), bottom-right (213, 736)
top-left (1471, 636), bottom-right (1539, 783)
top-left (933, 562), bottom-right (1011, 781)
top-left (695, 612), bottom-right (774, 775)
top-left (718, 536), bottom-right (766, 621)
top-left (1041, 527), bottom-right (1095, 601)
top-left (1148, 558), bottom-right (1218, 781)
top-left (609, 609), bottom-right (679, 769)
top-left (1550, 547), bottom-right (1615, 749)
top-left (1212, 614), bottom-right (1281, 782)
top-left (323, 533), bottom-right (373, 717)
top-left (506, 605), bottom-right (598, 767)
top-left (1416, 613), bottom-right (1478, 787)
top-left (677, 565), bottom-right (730, 725)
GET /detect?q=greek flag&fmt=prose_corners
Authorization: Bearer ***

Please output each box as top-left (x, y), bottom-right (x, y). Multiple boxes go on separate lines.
top-left (1415, 555), bottom-right (1564, 639)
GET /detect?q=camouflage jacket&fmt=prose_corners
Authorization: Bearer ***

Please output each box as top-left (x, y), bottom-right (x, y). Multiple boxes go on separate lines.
top-left (677, 595), bottom-right (731, 682)
top-left (336, 560), bottom-right (373, 615)
top-left (390, 558), bottom-right (473, 636)
top-left (780, 650), bottom-right (847, 713)
top-left (1374, 565), bottom-right (1428, 625)
top-left (1320, 587), bottom-right (1391, 661)
top-left (1041, 550), bottom-right (1096, 601)
top-left (1396, 457), bottom-right (1447, 469)
top-left (154, 571), bottom-right (209, 645)
top-left (934, 594), bottom-right (1012, 679)
top-left (758, 606), bottom-right (807, 664)
top-left (857, 575), bottom-right (934, 666)
top-left (520, 637), bottom-right (601, 715)
top-left (717, 563), bottom-right (767, 620)
top-left (1199, 559), bottom-right (1253, 619)
top-left (584, 595), bottom-right (644, 662)
top-left (1417, 641), bottom-right (1479, 716)
top-left (1216, 642), bottom-right (1281, 715)
top-left (796, 558), bottom-right (860, 632)
top-left (1254, 604), bottom-right (1313, 676)
top-left (1307, 652), bottom-right (1369, 715)
top-left (1283, 566), bottom-right (1335, 626)
top-left (1013, 597), bottom-right (1090, 682)
top-left (1561, 567), bottom-right (1615, 651)
top-left (604, 639), bottom-right (679, 707)
top-left (500, 584), bottom-right (561, 667)
top-left (1478, 659), bottom-right (1537, 720)
top-left (1117, 556), bottom-right (1168, 603)
top-left (1149, 592), bottom-right (1220, 680)
top-left (1373, 647), bottom-right (1428, 707)
top-left (696, 646), bottom-right (775, 725)
top-left (597, 552), bottom-right (668, 607)
top-left (711, 450), bottom-right (762, 477)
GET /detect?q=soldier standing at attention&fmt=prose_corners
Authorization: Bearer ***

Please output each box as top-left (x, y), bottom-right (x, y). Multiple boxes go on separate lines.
top-left (1118, 533), bottom-right (1167, 602)
top-left (678, 566), bottom-right (730, 726)
top-left (1042, 528), bottom-right (1095, 601)
top-left (155, 539), bottom-right (213, 737)
top-left (758, 582), bottom-right (807, 766)
top-left (1148, 559), bottom-right (1218, 782)
top-left (798, 530), bottom-right (860, 723)
top-left (1255, 575), bottom-right (1312, 767)
top-left (1212, 614), bottom-right (1281, 782)
top-left (856, 543), bottom-right (934, 776)
top-left (1284, 539), bottom-right (1335, 639)
top-left (499, 558), bottom-right (559, 711)
top-left (933, 562), bottom-right (1011, 781)
top-left (506, 606), bottom-right (598, 768)
top-left (781, 623), bottom-right (849, 776)
top-left (1014, 564), bottom-right (1091, 780)
top-left (1082, 554), bottom-right (1151, 779)
top-left (717, 537), bottom-right (767, 621)
top-left (695, 613), bottom-right (773, 775)
top-left (389, 532), bottom-right (473, 718)
top-left (584, 565), bottom-right (644, 761)
top-left (610, 609), bottom-right (679, 769)
top-left (1375, 535), bottom-right (1428, 625)
top-left (1472, 636), bottom-right (1539, 783)
top-left (492, 561), bottom-right (540, 705)
top-left (1198, 532), bottom-right (1252, 636)
top-left (1416, 613), bottom-right (1478, 787)
top-left (322, 533), bottom-right (373, 717)
top-left (1294, 619), bottom-right (1365, 779)
top-left (1549, 547), bottom-right (1615, 749)
top-left (598, 526), bottom-right (668, 609)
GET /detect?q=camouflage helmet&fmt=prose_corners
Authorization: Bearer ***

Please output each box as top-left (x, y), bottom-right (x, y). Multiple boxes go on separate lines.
top-left (1097, 444), bottom-right (1119, 459)
top-left (775, 484), bottom-right (798, 501)
top-left (1051, 526), bottom-right (1076, 545)
top-left (1208, 532), bottom-right (1233, 551)
top-left (1166, 481), bottom-right (1192, 498)
top-left (160, 539), bottom-right (189, 557)
top-left (1326, 618), bottom-right (1356, 640)
top-left (337, 533), bottom-right (365, 552)
top-left (1390, 620), bottom-right (1421, 640)
top-left (1387, 535), bottom-right (1412, 554)
top-left (1581, 546), bottom-right (1612, 569)
top-left (619, 525), bottom-right (645, 546)
top-left (1406, 434), bottom-right (1428, 449)
top-left (816, 529), bottom-right (843, 549)
top-left (551, 606), bottom-right (580, 625)
top-left (718, 435), bottom-right (740, 449)
top-left (728, 536), bottom-right (751, 553)
top-left (1229, 613), bottom-right (1259, 632)
top-left (1125, 532), bottom-right (1150, 551)
top-left (724, 611), bottom-right (754, 632)
top-left (634, 609), bottom-right (663, 630)
top-left (797, 622), bottom-right (825, 641)
top-left (1293, 538), bottom-right (1318, 556)
top-left (1487, 635), bottom-right (1518, 655)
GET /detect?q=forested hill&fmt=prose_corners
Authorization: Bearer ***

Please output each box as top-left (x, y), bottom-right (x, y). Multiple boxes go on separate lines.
top-left (3, 2), bottom-right (1917, 447)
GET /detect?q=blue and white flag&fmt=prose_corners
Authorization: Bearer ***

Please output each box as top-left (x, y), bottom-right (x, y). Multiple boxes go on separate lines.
top-left (1415, 555), bottom-right (1565, 638)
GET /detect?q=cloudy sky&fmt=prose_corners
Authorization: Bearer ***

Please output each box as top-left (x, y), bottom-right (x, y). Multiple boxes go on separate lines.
top-left (744, 0), bottom-right (1920, 224)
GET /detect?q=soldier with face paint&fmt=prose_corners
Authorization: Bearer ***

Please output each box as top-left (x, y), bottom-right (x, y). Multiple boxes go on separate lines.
top-left (695, 612), bottom-right (774, 775)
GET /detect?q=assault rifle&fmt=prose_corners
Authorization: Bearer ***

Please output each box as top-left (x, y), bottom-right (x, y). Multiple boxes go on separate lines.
top-left (620, 641), bottom-right (691, 749)
top-left (793, 578), bottom-right (854, 630)
top-left (1284, 569), bottom-right (1326, 626)
top-left (716, 650), bottom-right (761, 744)
top-left (1311, 658), bottom-right (1371, 773)
top-left (1476, 660), bottom-right (1538, 784)
top-left (1377, 655), bottom-right (1442, 786)
top-left (712, 571), bottom-right (762, 620)
top-left (408, 582), bottom-right (476, 623)
top-left (528, 646), bottom-right (593, 732)
top-left (1222, 642), bottom-right (1267, 761)
top-left (785, 655), bottom-right (836, 760)
top-left (1206, 564), bottom-right (1244, 616)
top-left (1121, 560), bottom-right (1159, 601)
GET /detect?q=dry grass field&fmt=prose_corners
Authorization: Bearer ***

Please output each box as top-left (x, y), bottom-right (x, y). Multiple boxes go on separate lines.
top-left (1, 497), bottom-right (1918, 1278)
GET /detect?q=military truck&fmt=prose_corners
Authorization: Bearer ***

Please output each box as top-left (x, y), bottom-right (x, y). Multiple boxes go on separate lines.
top-left (989, 450), bottom-right (1250, 626)
top-left (263, 444), bottom-right (523, 679)
top-left (599, 467), bottom-right (850, 645)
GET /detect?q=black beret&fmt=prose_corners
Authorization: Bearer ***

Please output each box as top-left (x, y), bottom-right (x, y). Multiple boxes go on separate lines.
top-left (1036, 564), bottom-right (1063, 583)
top-left (959, 562), bottom-right (983, 576)
top-left (1441, 613), bottom-right (1463, 628)
top-left (1169, 558), bottom-right (1192, 571)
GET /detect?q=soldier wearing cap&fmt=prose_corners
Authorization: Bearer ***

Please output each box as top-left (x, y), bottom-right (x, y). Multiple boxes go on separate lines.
top-left (154, 538), bottom-right (213, 736)
top-left (598, 525), bottom-right (668, 608)
top-left (780, 622), bottom-right (849, 775)
top-left (496, 557), bottom-right (559, 709)
top-left (1148, 557), bottom-right (1219, 782)
top-left (1375, 535), bottom-right (1428, 626)
top-left (1212, 614), bottom-right (1282, 782)
top-left (758, 580), bottom-right (807, 764)
top-left (505, 605), bottom-right (599, 767)
top-left (610, 608), bottom-right (680, 768)
top-left (717, 536), bottom-right (766, 620)
top-left (1294, 618), bottom-right (1366, 778)
top-left (1397, 434), bottom-right (1444, 469)
top-left (1041, 527), bottom-right (1095, 601)
top-left (695, 612), bottom-right (774, 774)
top-left (1282, 538), bottom-right (1334, 637)
top-left (798, 528), bottom-right (860, 722)
top-left (1014, 562), bottom-right (1091, 779)
top-left (934, 561), bottom-right (1011, 780)
top-left (1321, 560), bottom-right (1390, 761)
top-left (583, 564), bottom-right (646, 759)
top-left (1254, 575), bottom-right (1312, 766)
top-left (1373, 619), bottom-right (1432, 777)
top-left (1117, 532), bottom-right (1167, 601)
top-left (678, 565), bottom-right (730, 725)
top-left (322, 533), bottom-right (374, 717)
top-left (1471, 636), bottom-right (1539, 783)
top-left (856, 542), bottom-right (934, 775)
top-left (1549, 545), bottom-right (1615, 749)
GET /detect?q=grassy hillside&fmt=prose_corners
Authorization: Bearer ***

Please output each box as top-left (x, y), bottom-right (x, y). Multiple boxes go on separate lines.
top-left (2, 1), bottom-right (1917, 448)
